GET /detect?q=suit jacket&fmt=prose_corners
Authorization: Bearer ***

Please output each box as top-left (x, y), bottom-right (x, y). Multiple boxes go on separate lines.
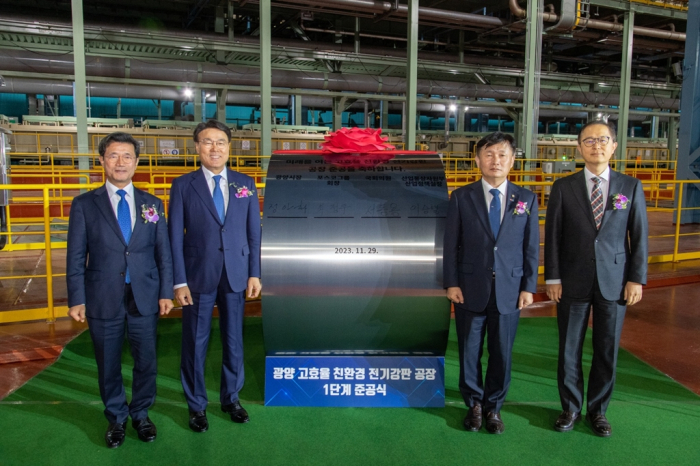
top-left (544, 169), bottom-right (648, 301)
top-left (443, 180), bottom-right (540, 315)
top-left (66, 185), bottom-right (174, 319)
top-left (168, 168), bottom-right (261, 294)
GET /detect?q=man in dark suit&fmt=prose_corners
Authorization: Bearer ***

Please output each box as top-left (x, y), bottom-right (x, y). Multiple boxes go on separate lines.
top-left (66, 132), bottom-right (174, 448)
top-left (444, 132), bottom-right (540, 434)
top-left (168, 119), bottom-right (261, 433)
top-left (546, 121), bottom-right (648, 437)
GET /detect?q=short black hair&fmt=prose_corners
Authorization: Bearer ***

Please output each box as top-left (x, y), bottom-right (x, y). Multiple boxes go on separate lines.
top-left (98, 132), bottom-right (140, 158)
top-left (475, 132), bottom-right (516, 156)
top-left (578, 120), bottom-right (617, 144)
top-left (193, 119), bottom-right (232, 142)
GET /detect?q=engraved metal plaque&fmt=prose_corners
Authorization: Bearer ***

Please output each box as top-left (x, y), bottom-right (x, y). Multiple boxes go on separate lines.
top-left (262, 151), bottom-right (450, 355)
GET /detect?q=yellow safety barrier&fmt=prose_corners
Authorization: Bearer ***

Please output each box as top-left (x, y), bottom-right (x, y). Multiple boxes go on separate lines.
top-left (0, 181), bottom-right (265, 324)
top-left (1, 175), bottom-right (699, 324)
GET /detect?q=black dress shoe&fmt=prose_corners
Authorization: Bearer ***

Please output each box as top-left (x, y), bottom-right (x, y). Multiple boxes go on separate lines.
top-left (485, 412), bottom-right (505, 434)
top-left (105, 422), bottom-right (127, 449)
top-left (463, 403), bottom-right (482, 432)
top-left (554, 410), bottom-right (581, 432)
top-left (222, 400), bottom-right (250, 423)
top-left (189, 410), bottom-right (209, 433)
top-left (133, 417), bottom-right (157, 442)
top-left (586, 412), bottom-right (612, 437)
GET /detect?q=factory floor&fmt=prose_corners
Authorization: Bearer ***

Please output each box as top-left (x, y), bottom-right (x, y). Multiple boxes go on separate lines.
top-left (1, 208), bottom-right (700, 399)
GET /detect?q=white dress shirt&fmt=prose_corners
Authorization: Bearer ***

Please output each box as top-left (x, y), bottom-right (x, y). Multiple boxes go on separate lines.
top-left (481, 178), bottom-right (508, 225)
top-left (105, 181), bottom-right (136, 229)
top-left (202, 166), bottom-right (229, 214)
top-left (545, 166), bottom-right (610, 285)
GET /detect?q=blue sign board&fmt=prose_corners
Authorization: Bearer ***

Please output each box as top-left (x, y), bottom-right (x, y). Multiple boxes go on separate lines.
top-left (265, 356), bottom-right (445, 407)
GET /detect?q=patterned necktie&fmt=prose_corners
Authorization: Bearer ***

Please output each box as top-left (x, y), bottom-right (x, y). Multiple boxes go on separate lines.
top-left (212, 175), bottom-right (225, 224)
top-left (489, 188), bottom-right (501, 239)
top-left (591, 176), bottom-right (604, 230)
top-left (116, 189), bottom-right (131, 284)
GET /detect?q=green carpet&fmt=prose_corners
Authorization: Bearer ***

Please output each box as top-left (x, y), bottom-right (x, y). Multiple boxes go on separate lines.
top-left (1, 317), bottom-right (699, 466)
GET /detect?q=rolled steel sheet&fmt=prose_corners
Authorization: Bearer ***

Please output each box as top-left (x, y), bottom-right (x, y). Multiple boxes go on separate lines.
top-left (262, 151), bottom-right (451, 355)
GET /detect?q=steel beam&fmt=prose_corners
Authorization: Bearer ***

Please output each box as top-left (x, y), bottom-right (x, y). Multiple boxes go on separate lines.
top-left (195, 89), bottom-right (203, 122)
top-left (260, 0), bottom-right (272, 169)
top-left (521, 0), bottom-right (543, 159)
top-left (70, 0), bottom-right (89, 175)
top-left (405, 0), bottom-right (418, 150)
top-left (217, 88), bottom-right (228, 122)
top-left (668, 111), bottom-right (678, 160)
top-left (228, 1), bottom-right (235, 41)
top-left (616, 10), bottom-right (635, 173)
top-left (676, 0), bottom-right (700, 223)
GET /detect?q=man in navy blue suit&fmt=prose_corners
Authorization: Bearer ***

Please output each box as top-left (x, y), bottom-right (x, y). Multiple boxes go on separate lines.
top-left (66, 132), bottom-right (174, 448)
top-left (169, 119), bottom-right (261, 433)
top-left (443, 132), bottom-right (540, 434)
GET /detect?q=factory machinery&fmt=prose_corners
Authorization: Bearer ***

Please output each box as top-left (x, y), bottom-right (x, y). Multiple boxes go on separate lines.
top-left (0, 118), bottom-right (674, 172)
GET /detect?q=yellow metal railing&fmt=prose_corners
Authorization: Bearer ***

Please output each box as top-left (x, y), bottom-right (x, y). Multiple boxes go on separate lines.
top-left (1, 175), bottom-right (699, 324)
top-left (0, 181), bottom-right (266, 324)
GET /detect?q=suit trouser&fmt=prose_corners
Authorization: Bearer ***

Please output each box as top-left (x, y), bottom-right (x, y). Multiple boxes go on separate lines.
top-left (557, 278), bottom-right (627, 415)
top-left (455, 284), bottom-right (520, 413)
top-left (87, 284), bottom-right (159, 424)
top-left (180, 266), bottom-right (246, 412)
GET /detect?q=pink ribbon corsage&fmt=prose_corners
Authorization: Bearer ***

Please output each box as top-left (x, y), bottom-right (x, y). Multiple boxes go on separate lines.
top-left (612, 193), bottom-right (629, 210)
top-left (141, 204), bottom-right (161, 223)
top-left (512, 201), bottom-right (530, 216)
top-left (230, 182), bottom-right (256, 198)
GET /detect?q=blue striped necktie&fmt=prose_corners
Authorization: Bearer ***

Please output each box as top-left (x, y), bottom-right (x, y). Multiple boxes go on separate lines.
top-left (212, 175), bottom-right (225, 223)
top-left (116, 189), bottom-right (131, 283)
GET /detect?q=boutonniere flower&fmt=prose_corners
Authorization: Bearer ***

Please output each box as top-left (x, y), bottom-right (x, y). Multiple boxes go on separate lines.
top-left (230, 182), bottom-right (255, 198)
top-left (141, 204), bottom-right (162, 223)
top-left (512, 201), bottom-right (530, 216)
top-left (612, 193), bottom-right (629, 210)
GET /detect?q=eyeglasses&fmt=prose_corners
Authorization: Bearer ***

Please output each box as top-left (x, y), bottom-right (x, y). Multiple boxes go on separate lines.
top-left (199, 139), bottom-right (229, 149)
top-left (581, 136), bottom-right (611, 147)
top-left (103, 154), bottom-right (136, 162)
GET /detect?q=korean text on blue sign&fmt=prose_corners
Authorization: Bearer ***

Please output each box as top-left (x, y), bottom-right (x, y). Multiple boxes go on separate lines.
top-left (265, 356), bottom-right (445, 407)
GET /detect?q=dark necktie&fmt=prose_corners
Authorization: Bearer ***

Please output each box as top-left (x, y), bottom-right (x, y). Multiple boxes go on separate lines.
top-left (591, 176), bottom-right (604, 229)
top-left (489, 188), bottom-right (501, 239)
top-left (212, 175), bottom-right (225, 223)
top-left (116, 189), bottom-right (131, 284)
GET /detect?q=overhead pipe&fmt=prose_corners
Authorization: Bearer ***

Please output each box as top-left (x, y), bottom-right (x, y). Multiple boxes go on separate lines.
top-left (0, 76), bottom-right (657, 121)
top-left (270, 0), bottom-right (506, 29)
top-left (0, 50), bottom-right (681, 110)
top-left (0, 16), bottom-right (682, 71)
top-left (544, 0), bottom-right (578, 34)
top-left (0, 72), bottom-right (679, 116)
top-left (509, 0), bottom-right (686, 41)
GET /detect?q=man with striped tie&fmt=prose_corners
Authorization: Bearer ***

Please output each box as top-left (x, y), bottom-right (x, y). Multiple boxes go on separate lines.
top-left (545, 121), bottom-right (648, 437)
top-left (67, 132), bottom-right (174, 448)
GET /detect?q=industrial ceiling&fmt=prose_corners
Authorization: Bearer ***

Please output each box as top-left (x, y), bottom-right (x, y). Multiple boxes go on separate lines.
top-left (0, 0), bottom-right (689, 115)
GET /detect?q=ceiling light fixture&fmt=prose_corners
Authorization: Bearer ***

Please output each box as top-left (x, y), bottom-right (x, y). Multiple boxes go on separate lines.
top-left (474, 72), bottom-right (490, 85)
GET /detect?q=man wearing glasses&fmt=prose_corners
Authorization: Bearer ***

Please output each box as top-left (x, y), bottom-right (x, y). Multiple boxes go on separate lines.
top-left (66, 132), bottom-right (174, 448)
top-left (545, 121), bottom-right (648, 437)
top-left (168, 120), bottom-right (261, 433)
